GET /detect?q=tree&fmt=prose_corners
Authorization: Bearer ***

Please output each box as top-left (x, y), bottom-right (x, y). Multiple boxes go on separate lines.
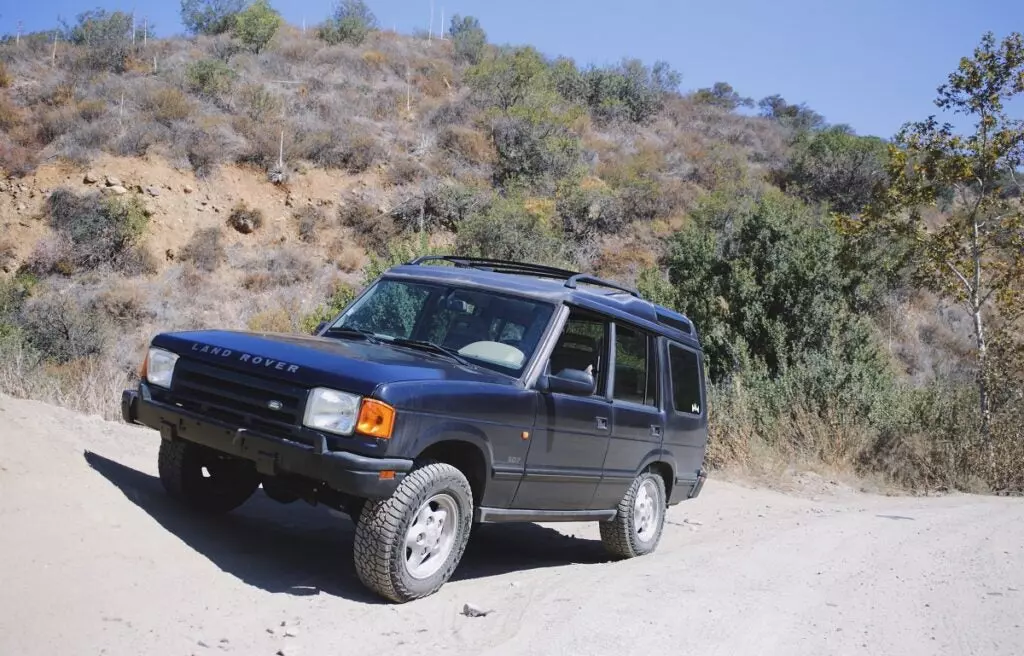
top-left (230, 0), bottom-right (280, 53)
top-left (180, 0), bottom-right (246, 35)
top-left (779, 125), bottom-right (889, 214)
top-left (449, 14), bottom-right (487, 65)
top-left (848, 31), bottom-right (1024, 464)
top-left (758, 94), bottom-right (826, 132)
top-left (318, 0), bottom-right (377, 46)
top-left (62, 9), bottom-right (149, 72)
top-left (692, 82), bottom-right (753, 111)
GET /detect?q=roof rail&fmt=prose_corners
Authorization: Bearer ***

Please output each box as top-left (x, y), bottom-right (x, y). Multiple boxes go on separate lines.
top-left (565, 274), bottom-right (640, 298)
top-left (407, 255), bottom-right (642, 298)
top-left (407, 255), bottom-right (579, 280)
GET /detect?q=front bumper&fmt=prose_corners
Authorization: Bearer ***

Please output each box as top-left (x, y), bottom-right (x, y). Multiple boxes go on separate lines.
top-left (122, 386), bottom-right (413, 499)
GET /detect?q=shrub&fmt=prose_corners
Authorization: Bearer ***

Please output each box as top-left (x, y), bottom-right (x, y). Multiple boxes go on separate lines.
top-left (0, 61), bottom-right (11, 88)
top-left (0, 239), bottom-right (17, 272)
top-left (180, 227), bottom-right (226, 271)
top-left (0, 96), bottom-right (21, 131)
top-left (92, 284), bottom-right (155, 324)
top-left (456, 194), bottom-right (564, 264)
top-left (185, 59), bottom-right (236, 98)
top-left (318, 0), bottom-right (378, 46)
top-left (300, 281), bottom-right (358, 334)
top-left (77, 99), bottom-right (106, 121)
top-left (231, 0), bottom-right (281, 54)
top-left (45, 189), bottom-right (150, 272)
top-left (293, 206), bottom-right (327, 243)
top-left (63, 9), bottom-right (137, 73)
top-left (181, 0), bottom-right (246, 35)
top-left (339, 200), bottom-right (396, 254)
top-left (449, 15), bottom-right (487, 65)
top-left (247, 307), bottom-right (295, 333)
top-left (566, 58), bottom-right (682, 124)
top-left (227, 202), bottom-right (264, 234)
top-left (19, 294), bottom-right (110, 364)
top-left (691, 82), bottom-right (753, 111)
top-left (437, 126), bottom-right (493, 165)
top-left (146, 87), bottom-right (192, 126)
top-left (240, 248), bottom-right (315, 290)
top-left (385, 157), bottom-right (426, 187)
top-left (489, 112), bottom-right (581, 190)
top-left (237, 83), bottom-right (281, 121)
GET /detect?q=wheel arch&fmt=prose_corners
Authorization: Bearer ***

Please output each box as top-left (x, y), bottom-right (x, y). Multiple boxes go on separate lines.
top-left (637, 450), bottom-right (677, 502)
top-left (415, 439), bottom-right (489, 508)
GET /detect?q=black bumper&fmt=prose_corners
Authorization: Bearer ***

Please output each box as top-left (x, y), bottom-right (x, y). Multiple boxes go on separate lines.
top-left (122, 387), bottom-right (413, 499)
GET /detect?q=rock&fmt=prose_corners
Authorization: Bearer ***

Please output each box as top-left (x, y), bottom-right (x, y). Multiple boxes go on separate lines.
top-left (285, 194), bottom-right (295, 207)
top-left (183, 184), bottom-right (194, 194)
top-left (145, 186), bottom-right (160, 197)
top-left (105, 176), bottom-right (122, 187)
top-left (107, 185), bottom-right (128, 195)
top-left (197, 205), bottom-right (205, 213)
top-left (165, 249), bottom-right (175, 261)
top-left (284, 629), bottom-right (299, 638)
top-left (83, 171), bottom-right (98, 184)
top-left (461, 603), bottom-right (492, 618)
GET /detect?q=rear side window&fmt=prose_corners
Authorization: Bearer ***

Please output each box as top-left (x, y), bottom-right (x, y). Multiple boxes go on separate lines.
top-left (613, 324), bottom-right (657, 407)
top-left (668, 344), bottom-right (702, 415)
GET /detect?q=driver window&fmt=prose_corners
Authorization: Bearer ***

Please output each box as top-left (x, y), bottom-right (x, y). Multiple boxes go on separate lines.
top-left (547, 310), bottom-right (609, 396)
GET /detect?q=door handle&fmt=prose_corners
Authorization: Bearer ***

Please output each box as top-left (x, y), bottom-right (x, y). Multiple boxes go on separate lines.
top-left (596, 417), bottom-right (609, 430)
top-left (650, 425), bottom-right (662, 437)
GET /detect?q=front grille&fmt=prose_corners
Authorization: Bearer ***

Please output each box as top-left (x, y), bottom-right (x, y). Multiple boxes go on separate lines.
top-left (170, 358), bottom-right (309, 440)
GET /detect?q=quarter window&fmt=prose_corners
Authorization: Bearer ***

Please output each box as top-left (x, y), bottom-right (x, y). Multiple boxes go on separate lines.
top-left (668, 344), bottom-right (702, 415)
top-left (613, 324), bottom-right (657, 407)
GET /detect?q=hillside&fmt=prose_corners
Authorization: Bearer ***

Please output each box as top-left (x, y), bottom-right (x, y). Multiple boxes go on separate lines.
top-left (0, 6), bottom-right (1022, 491)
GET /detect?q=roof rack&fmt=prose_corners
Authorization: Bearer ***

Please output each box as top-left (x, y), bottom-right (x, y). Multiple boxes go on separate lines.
top-left (406, 255), bottom-right (641, 298)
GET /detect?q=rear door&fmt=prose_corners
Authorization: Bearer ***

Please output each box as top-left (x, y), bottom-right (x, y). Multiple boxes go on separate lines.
top-left (592, 322), bottom-right (665, 509)
top-left (663, 341), bottom-right (707, 486)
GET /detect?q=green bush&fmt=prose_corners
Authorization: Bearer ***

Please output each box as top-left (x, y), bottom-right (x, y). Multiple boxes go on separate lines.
top-left (185, 59), bottom-right (237, 99)
top-left (181, 0), bottom-right (246, 35)
top-left (317, 0), bottom-right (377, 46)
top-left (449, 15), bottom-right (487, 65)
top-left (456, 194), bottom-right (564, 264)
top-left (45, 189), bottom-right (150, 272)
top-left (231, 0), bottom-right (281, 54)
top-left (62, 9), bottom-right (147, 73)
top-left (692, 82), bottom-right (753, 111)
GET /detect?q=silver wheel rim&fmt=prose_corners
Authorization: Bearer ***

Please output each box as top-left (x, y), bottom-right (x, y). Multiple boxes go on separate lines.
top-left (633, 479), bottom-right (660, 542)
top-left (404, 493), bottom-right (459, 580)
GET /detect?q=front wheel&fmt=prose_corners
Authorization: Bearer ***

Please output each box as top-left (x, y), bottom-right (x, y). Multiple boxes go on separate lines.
top-left (353, 462), bottom-right (474, 603)
top-left (158, 440), bottom-right (260, 513)
top-left (599, 470), bottom-right (667, 559)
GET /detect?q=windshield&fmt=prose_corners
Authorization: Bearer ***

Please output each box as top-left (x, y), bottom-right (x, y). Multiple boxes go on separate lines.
top-left (328, 278), bottom-right (556, 376)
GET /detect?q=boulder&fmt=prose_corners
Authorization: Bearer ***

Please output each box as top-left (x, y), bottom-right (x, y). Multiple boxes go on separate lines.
top-left (83, 171), bottom-right (99, 184)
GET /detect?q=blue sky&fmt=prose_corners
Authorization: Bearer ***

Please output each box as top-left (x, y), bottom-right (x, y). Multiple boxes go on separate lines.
top-left (5, 0), bottom-right (1021, 139)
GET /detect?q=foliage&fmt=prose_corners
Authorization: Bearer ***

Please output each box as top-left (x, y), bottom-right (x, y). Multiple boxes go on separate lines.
top-left (456, 193), bottom-right (564, 264)
top-left (300, 282), bottom-right (358, 334)
top-left (180, 0), bottom-right (246, 35)
top-left (758, 94), bottom-right (826, 132)
top-left (318, 0), bottom-right (378, 46)
top-left (61, 9), bottom-right (148, 73)
top-left (45, 189), bottom-right (150, 272)
top-left (19, 294), bottom-right (109, 365)
top-left (554, 58), bottom-right (682, 124)
top-left (180, 227), bottom-right (226, 272)
top-left (692, 82), bottom-right (754, 111)
top-left (777, 125), bottom-right (889, 214)
top-left (848, 30), bottom-right (1024, 459)
top-left (185, 59), bottom-right (237, 98)
top-left (231, 0), bottom-right (281, 54)
top-left (227, 202), bottom-right (264, 233)
top-left (449, 14), bottom-right (487, 65)
top-left (664, 188), bottom-right (891, 384)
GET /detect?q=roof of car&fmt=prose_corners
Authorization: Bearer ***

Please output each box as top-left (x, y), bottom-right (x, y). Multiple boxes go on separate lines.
top-left (381, 256), bottom-right (701, 348)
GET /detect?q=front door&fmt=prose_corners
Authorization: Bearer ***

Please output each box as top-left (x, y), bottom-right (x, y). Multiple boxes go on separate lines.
top-left (512, 308), bottom-right (612, 510)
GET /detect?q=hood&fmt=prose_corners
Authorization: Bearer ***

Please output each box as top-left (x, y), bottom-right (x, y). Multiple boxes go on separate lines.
top-left (151, 329), bottom-right (515, 396)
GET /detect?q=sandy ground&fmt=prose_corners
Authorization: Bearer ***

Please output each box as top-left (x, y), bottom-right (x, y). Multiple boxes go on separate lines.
top-left (1, 394), bottom-right (1022, 656)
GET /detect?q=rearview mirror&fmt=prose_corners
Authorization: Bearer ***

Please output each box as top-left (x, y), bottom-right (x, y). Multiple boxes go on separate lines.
top-left (540, 368), bottom-right (595, 396)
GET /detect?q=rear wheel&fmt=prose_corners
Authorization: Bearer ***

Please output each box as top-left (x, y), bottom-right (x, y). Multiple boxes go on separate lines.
top-left (353, 462), bottom-right (473, 603)
top-left (158, 440), bottom-right (260, 513)
top-left (599, 470), bottom-right (666, 559)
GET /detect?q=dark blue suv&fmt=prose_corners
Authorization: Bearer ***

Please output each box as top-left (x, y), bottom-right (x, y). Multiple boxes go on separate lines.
top-left (121, 256), bottom-right (709, 602)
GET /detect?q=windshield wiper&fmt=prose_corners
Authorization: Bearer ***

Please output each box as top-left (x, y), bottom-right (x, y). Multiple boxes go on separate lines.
top-left (390, 338), bottom-right (471, 366)
top-left (323, 326), bottom-right (382, 344)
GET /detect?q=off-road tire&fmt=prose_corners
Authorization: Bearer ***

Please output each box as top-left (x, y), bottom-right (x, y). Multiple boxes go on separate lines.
top-left (158, 439), bottom-right (260, 513)
top-left (353, 462), bottom-right (474, 603)
top-left (599, 470), bottom-right (667, 559)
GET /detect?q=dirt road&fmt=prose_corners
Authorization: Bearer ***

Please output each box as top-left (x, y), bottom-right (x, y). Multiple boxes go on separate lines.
top-left (1, 394), bottom-right (1021, 656)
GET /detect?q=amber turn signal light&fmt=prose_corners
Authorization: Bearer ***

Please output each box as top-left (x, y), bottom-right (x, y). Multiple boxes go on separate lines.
top-left (357, 398), bottom-right (396, 439)
top-left (138, 351), bottom-right (148, 380)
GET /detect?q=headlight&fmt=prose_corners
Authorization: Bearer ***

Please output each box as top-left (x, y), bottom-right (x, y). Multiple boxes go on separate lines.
top-left (146, 347), bottom-right (179, 388)
top-left (303, 388), bottom-right (360, 435)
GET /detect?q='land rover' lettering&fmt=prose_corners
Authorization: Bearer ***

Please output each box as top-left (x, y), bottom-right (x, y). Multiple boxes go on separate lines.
top-left (188, 343), bottom-right (300, 373)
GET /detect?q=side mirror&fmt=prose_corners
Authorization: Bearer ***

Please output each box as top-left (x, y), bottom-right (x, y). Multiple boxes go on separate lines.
top-left (540, 368), bottom-right (595, 396)
top-left (313, 321), bottom-right (327, 336)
